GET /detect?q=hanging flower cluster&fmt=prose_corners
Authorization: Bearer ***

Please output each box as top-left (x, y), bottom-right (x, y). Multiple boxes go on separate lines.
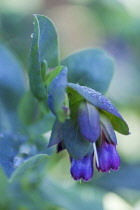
top-left (47, 68), bottom-right (129, 182)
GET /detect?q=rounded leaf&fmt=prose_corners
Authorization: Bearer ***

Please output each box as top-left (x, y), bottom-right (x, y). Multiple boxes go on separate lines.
top-left (62, 48), bottom-right (114, 94)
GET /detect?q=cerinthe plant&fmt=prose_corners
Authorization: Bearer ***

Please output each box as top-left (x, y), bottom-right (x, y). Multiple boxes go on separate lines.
top-left (28, 14), bottom-right (129, 182)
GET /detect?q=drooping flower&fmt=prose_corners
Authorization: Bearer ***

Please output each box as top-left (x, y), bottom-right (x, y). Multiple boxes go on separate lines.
top-left (70, 154), bottom-right (94, 182)
top-left (96, 132), bottom-right (120, 173)
top-left (47, 68), bottom-right (129, 182)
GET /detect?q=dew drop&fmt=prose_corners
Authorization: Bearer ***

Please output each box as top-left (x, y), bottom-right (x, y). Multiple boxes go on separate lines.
top-left (13, 153), bottom-right (29, 168)
top-left (30, 33), bottom-right (33, 38)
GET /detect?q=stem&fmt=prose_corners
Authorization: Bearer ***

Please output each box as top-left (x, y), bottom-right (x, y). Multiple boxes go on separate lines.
top-left (93, 143), bottom-right (99, 168)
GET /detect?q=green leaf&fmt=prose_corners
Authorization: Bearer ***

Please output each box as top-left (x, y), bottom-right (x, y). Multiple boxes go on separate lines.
top-left (44, 179), bottom-right (104, 210)
top-left (28, 14), bottom-right (59, 100)
top-left (48, 67), bottom-right (69, 122)
top-left (45, 65), bottom-right (65, 87)
top-left (0, 133), bottom-right (26, 177)
top-left (0, 44), bottom-right (26, 132)
top-left (41, 59), bottom-right (48, 82)
top-left (37, 15), bottom-right (59, 68)
top-left (9, 152), bottom-right (104, 210)
top-left (63, 120), bottom-right (91, 160)
top-left (28, 15), bottom-right (46, 100)
top-left (95, 164), bottom-right (140, 192)
top-left (68, 83), bottom-right (129, 135)
top-left (18, 91), bottom-right (42, 125)
top-left (62, 48), bottom-right (114, 94)
top-left (28, 112), bottom-right (55, 136)
top-left (0, 169), bottom-right (9, 208)
top-left (10, 154), bottom-right (49, 182)
top-left (100, 111), bottom-right (117, 144)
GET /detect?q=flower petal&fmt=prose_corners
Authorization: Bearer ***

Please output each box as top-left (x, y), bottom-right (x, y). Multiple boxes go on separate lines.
top-left (100, 112), bottom-right (117, 145)
top-left (68, 83), bottom-right (129, 135)
top-left (78, 101), bottom-right (100, 143)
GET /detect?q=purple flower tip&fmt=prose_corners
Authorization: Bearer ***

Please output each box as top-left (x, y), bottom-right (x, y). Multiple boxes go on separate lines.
top-left (70, 155), bottom-right (94, 182)
top-left (97, 134), bottom-right (120, 173)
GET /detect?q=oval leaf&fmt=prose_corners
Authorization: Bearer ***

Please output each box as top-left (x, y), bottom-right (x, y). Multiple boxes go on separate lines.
top-left (68, 83), bottom-right (129, 135)
top-left (28, 15), bottom-right (46, 100)
top-left (37, 15), bottom-right (59, 68)
top-left (28, 15), bottom-right (59, 100)
top-left (10, 154), bottom-right (49, 182)
top-left (62, 48), bottom-right (114, 94)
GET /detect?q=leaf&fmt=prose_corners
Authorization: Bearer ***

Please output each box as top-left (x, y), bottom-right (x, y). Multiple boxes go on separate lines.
top-left (100, 111), bottom-right (117, 144)
top-left (0, 169), bottom-right (8, 208)
top-left (48, 120), bottom-right (63, 147)
top-left (9, 152), bottom-right (104, 210)
top-left (94, 163), bottom-right (140, 192)
top-left (18, 91), bottom-right (42, 125)
top-left (0, 133), bottom-right (27, 177)
top-left (78, 101), bottom-right (101, 143)
top-left (45, 65), bottom-right (65, 87)
top-left (37, 15), bottom-right (59, 68)
top-left (45, 179), bottom-right (105, 210)
top-left (10, 154), bottom-right (49, 182)
top-left (28, 14), bottom-right (59, 100)
top-left (28, 15), bottom-right (46, 100)
top-left (0, 44), bottom-right (26, 132)
top-left (62, 48), bottom-right (114, 94)
top-left (48, 67), bottom-right (69, 122)
top-left (68, 83), bottom-right (129, 135)
top-left (63, 120), bottom-right (91, 160)
top-left (28, 112), bottom-right (55, 136)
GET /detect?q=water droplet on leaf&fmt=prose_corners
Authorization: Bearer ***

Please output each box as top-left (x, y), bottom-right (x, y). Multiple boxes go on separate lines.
top-left (30, 33), bottom-right (33, 38)
top-left (13, 153), bottom-right (29, 168)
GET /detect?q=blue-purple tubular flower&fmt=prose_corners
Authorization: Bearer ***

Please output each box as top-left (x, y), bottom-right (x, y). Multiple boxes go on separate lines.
top-left (70, 154), bottom-right (94, 182)
top-left (97, 133), bottom-right (120, 173)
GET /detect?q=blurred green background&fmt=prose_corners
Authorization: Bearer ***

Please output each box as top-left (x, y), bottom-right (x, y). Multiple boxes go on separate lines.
top-left (0, 0), bottom-right (140, 209)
